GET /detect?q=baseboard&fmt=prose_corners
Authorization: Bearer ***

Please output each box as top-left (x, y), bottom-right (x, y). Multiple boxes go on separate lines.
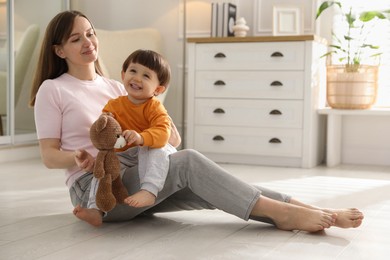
top-left (0, 143), bottom-right (40, 163)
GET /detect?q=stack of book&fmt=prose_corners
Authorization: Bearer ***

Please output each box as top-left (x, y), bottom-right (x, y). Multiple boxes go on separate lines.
top-left (211, 2), bottom-right (237, 37)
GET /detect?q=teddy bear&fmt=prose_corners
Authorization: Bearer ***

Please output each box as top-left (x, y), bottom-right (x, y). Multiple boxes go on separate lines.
top-left (90, 114), bottom-right (128, 212)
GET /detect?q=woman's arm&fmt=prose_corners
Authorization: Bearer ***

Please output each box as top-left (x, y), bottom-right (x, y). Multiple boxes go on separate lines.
top-left (168, 121), bottom-right (182, 148)
top-left (39, 138), bottom-right (94, 172)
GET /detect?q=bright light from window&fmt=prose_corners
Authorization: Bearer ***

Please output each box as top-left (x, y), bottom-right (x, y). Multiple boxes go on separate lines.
top-left (332, 0), bottom-right (390, 107)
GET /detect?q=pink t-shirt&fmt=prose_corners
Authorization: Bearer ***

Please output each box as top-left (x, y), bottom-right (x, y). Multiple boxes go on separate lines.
top-left (34, 73), bottom-right (126, 188)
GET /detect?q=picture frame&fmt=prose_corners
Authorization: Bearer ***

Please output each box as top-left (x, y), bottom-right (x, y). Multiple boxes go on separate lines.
top-left (272, 5), bottom-right (304, 36)
top-left (253, 0), bottom-right (319, 36)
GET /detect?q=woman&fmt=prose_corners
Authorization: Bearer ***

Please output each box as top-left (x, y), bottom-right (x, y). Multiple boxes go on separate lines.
top-left (31, 10), bottom-right (364, 231)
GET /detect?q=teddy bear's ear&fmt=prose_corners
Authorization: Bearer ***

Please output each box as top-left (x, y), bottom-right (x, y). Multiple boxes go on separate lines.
top-left (94, 115), bottom-right (108, 133)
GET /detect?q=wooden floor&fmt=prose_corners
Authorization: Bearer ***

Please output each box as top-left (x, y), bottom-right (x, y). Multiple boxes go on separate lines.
top-left (1, 157), bottom-right (390, 259)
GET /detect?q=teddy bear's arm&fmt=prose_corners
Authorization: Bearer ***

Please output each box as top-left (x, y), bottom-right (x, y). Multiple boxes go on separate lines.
top-left (93, 151), bottom-right (107, 179)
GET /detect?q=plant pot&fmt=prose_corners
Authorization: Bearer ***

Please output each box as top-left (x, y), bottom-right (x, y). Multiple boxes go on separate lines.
top-left (326, 65), bottom-right (378, 109)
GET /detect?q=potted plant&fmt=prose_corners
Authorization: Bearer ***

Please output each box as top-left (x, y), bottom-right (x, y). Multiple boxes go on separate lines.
top-left (316, 1), bottom-right (390, 109)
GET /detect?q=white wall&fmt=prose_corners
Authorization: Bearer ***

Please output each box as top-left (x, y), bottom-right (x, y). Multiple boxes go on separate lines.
top-left (342, 116), bottom-right (390, 166)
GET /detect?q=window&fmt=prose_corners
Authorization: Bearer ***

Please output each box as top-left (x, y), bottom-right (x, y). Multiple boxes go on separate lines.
top-left (332, 0), bottom-right (390, 107)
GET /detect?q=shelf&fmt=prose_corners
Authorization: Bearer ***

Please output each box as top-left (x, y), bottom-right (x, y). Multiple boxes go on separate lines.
top-left (318, 107), bottom-right (390, 116)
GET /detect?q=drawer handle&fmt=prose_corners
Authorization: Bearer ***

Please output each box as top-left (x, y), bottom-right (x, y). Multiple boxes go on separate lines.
top-left (269, 138), bottom-right (282, 144)
top-left (270, 51), bottom-right (284, 57)
top-left (214, 52), bottom-right (226, 58)
top-left (270, 81), bottom-right (283, 86)
top-left (269, 109), bottom-right (282, 115)
top-left (214, 80), bottom-right (226, 86)
top-left (213, 135), bottom-right (225, 141)
top-left (213, 108), bottom-right (225, 114)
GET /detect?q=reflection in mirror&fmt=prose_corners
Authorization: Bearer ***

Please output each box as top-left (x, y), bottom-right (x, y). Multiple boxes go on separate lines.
top-left (12, 0), bottom-right (64, 142)
top-left (0, 0), bottom-right (66, 144)
top-left (0, 0), bottom-right (7, 137)
top-left (13, 0), bottom-right (41, 138)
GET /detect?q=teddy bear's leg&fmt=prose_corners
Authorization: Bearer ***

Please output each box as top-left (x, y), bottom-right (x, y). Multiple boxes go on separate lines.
top-left (96, 174), bottom-right (117, 212)
top-left (112, 176), bottom-right (129, 204)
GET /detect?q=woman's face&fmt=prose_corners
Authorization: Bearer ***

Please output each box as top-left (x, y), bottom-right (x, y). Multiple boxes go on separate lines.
top-left (54, 16), bottom-right (98, 68)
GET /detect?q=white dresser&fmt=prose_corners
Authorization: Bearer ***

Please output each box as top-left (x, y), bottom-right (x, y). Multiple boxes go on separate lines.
top-left (185, 36), bottom-right (327, 168)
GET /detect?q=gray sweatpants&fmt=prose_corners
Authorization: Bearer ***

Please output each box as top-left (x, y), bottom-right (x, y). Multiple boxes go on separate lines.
top-left (70, 149), bottom-right (291, 224)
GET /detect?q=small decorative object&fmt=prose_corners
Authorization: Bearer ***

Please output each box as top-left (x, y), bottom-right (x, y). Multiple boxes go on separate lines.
top-left (316, 1), bottom-right (390, 109)
top-left (90, 114), bottom-right (128, 212)
top-left (272, 5), bottom-right (304, 36)
top-left (233, 17), bottom-right (249, 37)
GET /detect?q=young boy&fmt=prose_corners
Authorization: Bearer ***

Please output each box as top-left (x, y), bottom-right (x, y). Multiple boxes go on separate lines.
top-left (106, 49), bottom-right (178, 208)
top-left (78, 49), bottom-right (179, 226)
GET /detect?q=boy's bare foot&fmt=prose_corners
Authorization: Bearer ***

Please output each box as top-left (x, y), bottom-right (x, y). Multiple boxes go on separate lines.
top-left (252, 197), bottom-right (336, 232)
top-left (73, 205), bottom-right (103, 227)
top-left (323, 208), bottom-right (364, 228)
top-left (124, 190), bottom-right (156, 208)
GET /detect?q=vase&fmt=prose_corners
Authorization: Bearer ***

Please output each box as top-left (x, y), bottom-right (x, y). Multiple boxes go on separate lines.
top-left (326, 65), bottom-right (378, 109)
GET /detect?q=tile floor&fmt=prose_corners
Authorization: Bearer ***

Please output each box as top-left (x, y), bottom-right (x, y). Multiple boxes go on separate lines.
top-left (1, 156), bottom-right (390, 259)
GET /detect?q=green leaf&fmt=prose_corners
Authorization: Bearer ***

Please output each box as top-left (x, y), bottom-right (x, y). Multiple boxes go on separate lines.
top-left (329, 44), bottom-right (342, 50)
top-left (370, 52), bottom-right (383, 57)
top-left (344, 35), bottom-right (354, 41)
top-left (360, 11), bottom-right (386, 22)
top-left (361, 44), bottom-right (379, 49)
top-left (320, 51), bottom-right (336, 59)
top-left (346, 11), bottom-right (356, 26)
top-left (316, 1), bottom-right (341, 19)
top-left (353, 57), bottom-right (360, 65)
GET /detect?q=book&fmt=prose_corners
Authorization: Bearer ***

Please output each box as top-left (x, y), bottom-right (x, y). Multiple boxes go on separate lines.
top-left (222, 3), bottom-right (237, 37)
top-left (211, 2), bottom-right (237, 37)
top-left (211, 2), bottom-right (218, 37)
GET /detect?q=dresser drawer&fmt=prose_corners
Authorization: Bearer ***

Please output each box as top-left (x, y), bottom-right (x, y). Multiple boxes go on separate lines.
top-left (193, 126), bottom-right (302, 157)
top-left (195, 71), bottom-right (304, 99)
top-left (195, 42), bottom-right (305, 70)
top-left (194, 99), bottom-right (303, 128)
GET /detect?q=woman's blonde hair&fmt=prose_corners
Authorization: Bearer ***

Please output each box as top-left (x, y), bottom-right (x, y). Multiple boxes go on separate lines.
top-left (30, 10), bottom-right (104, 107)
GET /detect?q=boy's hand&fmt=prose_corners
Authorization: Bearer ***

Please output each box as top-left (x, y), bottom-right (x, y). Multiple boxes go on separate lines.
top-left (123, 130), bottom-right (144, 146)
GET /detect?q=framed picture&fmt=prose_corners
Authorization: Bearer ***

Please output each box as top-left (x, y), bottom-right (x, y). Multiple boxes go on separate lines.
top-left (272, 5), bottom-right (304, 36)
top-left (253, 0), bottom-right (319, 36)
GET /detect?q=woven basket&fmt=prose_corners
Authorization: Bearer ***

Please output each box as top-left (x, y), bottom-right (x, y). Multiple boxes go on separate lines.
top-left (326, 65), bottom-right (378, 109)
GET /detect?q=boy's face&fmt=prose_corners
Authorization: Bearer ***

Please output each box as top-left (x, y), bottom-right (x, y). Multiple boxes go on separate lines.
top-left (121, 62), bottom-right (165, 104)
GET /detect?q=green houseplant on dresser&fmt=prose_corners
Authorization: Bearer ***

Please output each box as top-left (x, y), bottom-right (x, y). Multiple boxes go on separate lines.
top-left (316, 1), bottom-right (390, 109)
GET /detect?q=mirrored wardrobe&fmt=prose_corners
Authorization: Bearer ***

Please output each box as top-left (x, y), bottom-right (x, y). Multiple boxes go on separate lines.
top-left (0, 0), bottom-right (69, 145)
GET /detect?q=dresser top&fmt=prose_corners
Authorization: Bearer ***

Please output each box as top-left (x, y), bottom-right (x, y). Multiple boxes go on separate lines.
top-left (187, 35), bottom-right (326, 44)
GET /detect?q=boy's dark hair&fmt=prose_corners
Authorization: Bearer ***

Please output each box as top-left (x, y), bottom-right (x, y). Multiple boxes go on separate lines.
top-left (122, 49), bottom-right (171, 87)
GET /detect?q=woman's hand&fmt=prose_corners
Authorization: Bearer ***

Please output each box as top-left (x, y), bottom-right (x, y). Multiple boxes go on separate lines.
top-left (75, 149), bottom-right (95, 172)
top-left (168, 120), bottom-right (181, 148)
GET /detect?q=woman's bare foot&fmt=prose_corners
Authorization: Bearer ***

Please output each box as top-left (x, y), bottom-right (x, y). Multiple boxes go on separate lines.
top-left (124, 190), bottom-right (156, 208)
top-left (289, 199), bottom-right (364, 229)
top-left (251, 197), bottom-right (336, 232)
top-left (323, 208), bottom-right (364, 228)
top-left (73, 205), bottom-right (103, 227)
